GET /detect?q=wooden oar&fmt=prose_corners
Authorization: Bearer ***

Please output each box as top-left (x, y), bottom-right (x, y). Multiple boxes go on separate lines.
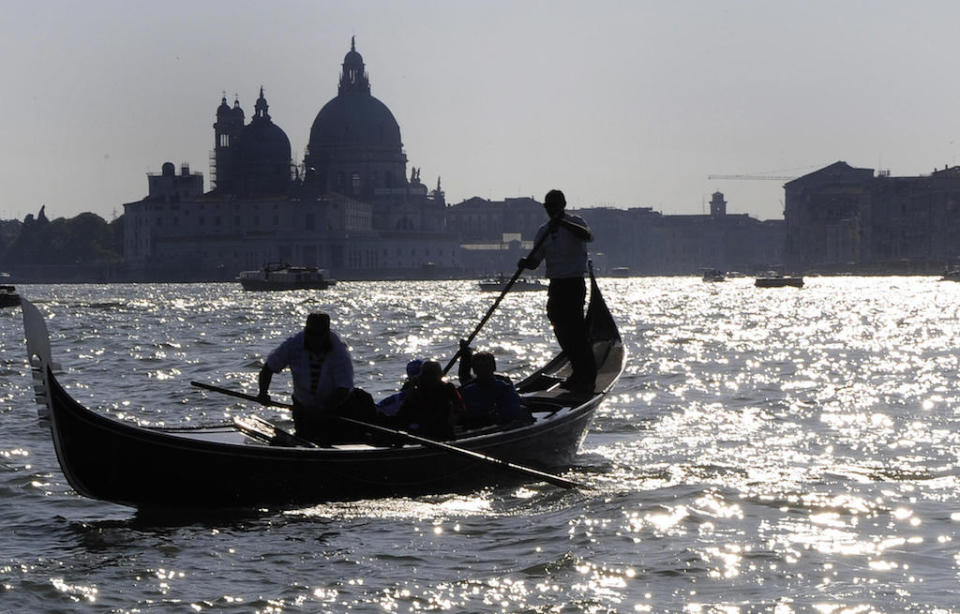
top-left (442, 227), bottom-right (553, 376)
top-left (190, 380), bottom-right (584, 490)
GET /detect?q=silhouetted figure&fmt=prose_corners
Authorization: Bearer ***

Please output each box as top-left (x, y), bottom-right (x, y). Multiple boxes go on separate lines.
top-left (457, 344), bottom-right (526, 428)
top-left (375, 358), bottom-right (424, 417)
top-left (258, 312), bottom-right (359, 443)
top-left (396, 360), bottom-right (464, 439)
top-left (518, 189), bottom-right (597, 392)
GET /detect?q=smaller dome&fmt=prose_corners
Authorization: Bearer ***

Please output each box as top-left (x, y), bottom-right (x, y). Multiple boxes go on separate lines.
top-left (237, 120), bottom-right (291, 165)
top-left (161, 162), bottom-right (176, 176)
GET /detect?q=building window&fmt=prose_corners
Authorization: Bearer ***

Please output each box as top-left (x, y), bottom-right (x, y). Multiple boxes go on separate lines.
top-left (351, 172), bottom-right (361, 195)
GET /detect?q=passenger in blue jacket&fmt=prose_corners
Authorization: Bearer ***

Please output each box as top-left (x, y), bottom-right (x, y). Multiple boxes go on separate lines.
top-left (458, 344), bottom-right (527, 429)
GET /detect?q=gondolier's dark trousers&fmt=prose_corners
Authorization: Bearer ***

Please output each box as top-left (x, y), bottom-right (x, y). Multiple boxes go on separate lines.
top-left (292, 388), bottom-right (378, 445)
top-left (547, 276), bottom-right (596, 388)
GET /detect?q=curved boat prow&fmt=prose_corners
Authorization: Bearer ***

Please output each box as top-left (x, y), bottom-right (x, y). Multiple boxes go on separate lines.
top-left (20, 298), bottom-right (53, 419)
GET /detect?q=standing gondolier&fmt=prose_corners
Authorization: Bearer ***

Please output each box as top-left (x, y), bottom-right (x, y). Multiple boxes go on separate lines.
top-left (518, 189), bottom-right (597, 392)
top-left (258, 312), bottom-right (355, 442)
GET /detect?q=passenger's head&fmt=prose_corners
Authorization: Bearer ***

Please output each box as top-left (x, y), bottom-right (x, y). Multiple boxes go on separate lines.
top-left (544, 189), bottom-right (566, 218)
top-left (304, 312), bottom-right (331, 352)
top-left (406, 359), bottom-right (424, 379)
top-left (471, 351), bottom-right (496, 380)
top-left (418, 360), bottom-right (443, 387)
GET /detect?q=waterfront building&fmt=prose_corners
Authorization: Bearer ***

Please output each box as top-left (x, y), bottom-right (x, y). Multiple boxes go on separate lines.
top-left (120, 38), bottom-right (784, 281)
top-left (446, 192), bottom-right (783, 275)
top-left (784, 161), bottom-right (960, 272)
top-left (123, 39), bottom-right (457, 280)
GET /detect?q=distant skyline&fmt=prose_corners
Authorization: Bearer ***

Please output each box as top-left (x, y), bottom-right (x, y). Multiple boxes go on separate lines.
top-left (3, 0), bottom-right (959, 222)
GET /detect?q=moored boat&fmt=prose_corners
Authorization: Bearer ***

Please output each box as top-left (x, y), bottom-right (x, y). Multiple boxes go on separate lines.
top-left (701, 268), bottom-right (725, 282)
top-left (20, 272), bottom-right (624, 510)
top-left (238, 262), bottom-right (336, 291)
top-left (939, 267), bottom-right (960, 282)
top-left (755, 273), bottom-right (804, 288)
top-left (0, 285), bottom-right (21, 308)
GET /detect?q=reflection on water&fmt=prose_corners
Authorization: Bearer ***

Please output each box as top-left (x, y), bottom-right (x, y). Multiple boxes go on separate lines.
top-left (2, 277), bottom-right (960, 611)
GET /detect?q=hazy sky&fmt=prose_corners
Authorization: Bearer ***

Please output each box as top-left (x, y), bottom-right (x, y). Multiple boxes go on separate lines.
top-left (3, 0), bottom-right (958, 222)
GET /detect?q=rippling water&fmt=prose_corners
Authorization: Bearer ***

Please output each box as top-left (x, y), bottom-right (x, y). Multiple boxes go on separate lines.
top-left (2, 277), bottom-right (960, 612)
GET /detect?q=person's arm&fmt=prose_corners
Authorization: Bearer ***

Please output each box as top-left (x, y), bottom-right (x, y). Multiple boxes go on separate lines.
top-left (257, 365), bottom-right (274, 402)
top-left (327, 334), bottom-right (355, 391)
top-left (518, 226), bottom-right (548, 269)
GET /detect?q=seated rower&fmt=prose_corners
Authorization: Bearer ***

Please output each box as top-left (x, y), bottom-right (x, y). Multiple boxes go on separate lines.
top-left (458, 344), bottom-right (528, 429)
top-left (257, 312), bottom-right (374, 444)
top-left (396, 360), bottom-right (464, 439)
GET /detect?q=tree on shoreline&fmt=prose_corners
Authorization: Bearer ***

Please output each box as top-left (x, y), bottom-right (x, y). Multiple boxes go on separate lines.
top-left (0, 207), bottom-right (122, 266)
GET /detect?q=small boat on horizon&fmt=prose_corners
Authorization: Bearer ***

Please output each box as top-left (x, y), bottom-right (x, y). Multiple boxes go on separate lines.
top-left (755, 272), bottom-right (804, 288)
top-left (238, 262), bottom-right (336, 291)
top-left (478, 274), bottom-right (546, 292)
top-left (701, 268), bottom-right (726, 282)
top-left (939, 267), bottom-right (960, 282)
top-left (0, 285), bottom-right (20, 308)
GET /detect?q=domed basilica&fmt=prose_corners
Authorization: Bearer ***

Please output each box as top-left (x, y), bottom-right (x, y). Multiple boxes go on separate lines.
top-left (123, 38), bottom-right (458, 279)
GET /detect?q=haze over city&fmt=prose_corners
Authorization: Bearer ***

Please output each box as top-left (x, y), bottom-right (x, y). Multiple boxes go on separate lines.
top-left (3, 0), bottom-right (958, 223)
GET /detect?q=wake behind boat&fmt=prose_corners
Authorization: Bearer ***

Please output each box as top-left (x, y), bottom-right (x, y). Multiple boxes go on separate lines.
top-left (238, 262), bottom-right (336, 291)
top-left (20, 273), bottom-right (624, 509)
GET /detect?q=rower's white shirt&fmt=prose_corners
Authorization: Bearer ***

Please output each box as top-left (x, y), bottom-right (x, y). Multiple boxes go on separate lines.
top-left (530, 214), bottom-right (592, 279)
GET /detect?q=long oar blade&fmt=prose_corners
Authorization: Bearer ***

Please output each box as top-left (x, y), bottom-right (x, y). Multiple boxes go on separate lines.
top-left (190, 381), bottom-right (584, 490)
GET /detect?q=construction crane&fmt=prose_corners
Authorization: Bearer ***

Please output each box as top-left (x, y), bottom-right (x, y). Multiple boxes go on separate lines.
top-left (707, 175), bottom-right (796, 181)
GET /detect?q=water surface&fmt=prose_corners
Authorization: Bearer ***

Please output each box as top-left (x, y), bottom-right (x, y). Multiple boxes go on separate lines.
top-left (2, 277), bottom-right (959, 612)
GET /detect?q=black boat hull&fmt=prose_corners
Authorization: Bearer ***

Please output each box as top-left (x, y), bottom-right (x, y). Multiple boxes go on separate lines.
top-left (24, 271), bottom-right (624, 509)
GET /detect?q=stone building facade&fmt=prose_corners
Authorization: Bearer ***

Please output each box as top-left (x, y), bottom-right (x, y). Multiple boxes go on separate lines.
top-left (123, 39), bottom-right (457, 280)
top-left (784, 161), bottom-right (960, 272)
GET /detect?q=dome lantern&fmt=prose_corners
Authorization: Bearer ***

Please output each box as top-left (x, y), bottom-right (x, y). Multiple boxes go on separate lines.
top-left (339, 35), bottom-right (370, 95)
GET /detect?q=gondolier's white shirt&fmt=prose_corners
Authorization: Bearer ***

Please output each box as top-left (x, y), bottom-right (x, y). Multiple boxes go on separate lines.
top-left (530, 214), bottom-right (591, 279)
top-left (265, 330), bottom-right (354, 408)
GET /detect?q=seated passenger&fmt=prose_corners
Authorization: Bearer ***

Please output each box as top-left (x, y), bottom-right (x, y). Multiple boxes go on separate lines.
top-left (458, 348), bottom-right (528, 429)
top-left (376, 359), bottom-right (423, 417)
top-left (396, 360), bottom-right (465, 439)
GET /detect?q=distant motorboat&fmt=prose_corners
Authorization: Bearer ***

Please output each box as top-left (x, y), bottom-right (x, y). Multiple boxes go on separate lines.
top-left (701, 268), bottom-right (726, 282)
top-left (478, 274), bottom-right (546, 292)
top-left (0, 285), bottom-right (20, 308)
top-left (238, 262), bottom-right (336, 291)
top-left (755, 272), bottom-right (804, 288)
top-left (939, 267), bottom-right (960, 282)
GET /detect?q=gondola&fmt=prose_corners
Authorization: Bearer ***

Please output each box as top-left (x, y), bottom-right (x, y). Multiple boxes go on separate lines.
top-left (21, 272), bottom-right (624, 510)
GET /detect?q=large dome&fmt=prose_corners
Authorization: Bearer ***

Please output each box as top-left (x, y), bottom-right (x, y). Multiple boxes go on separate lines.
top-left (302, 39), bottom-right (408, 199)
top-left (307, 93), bottom-right (401, 150)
